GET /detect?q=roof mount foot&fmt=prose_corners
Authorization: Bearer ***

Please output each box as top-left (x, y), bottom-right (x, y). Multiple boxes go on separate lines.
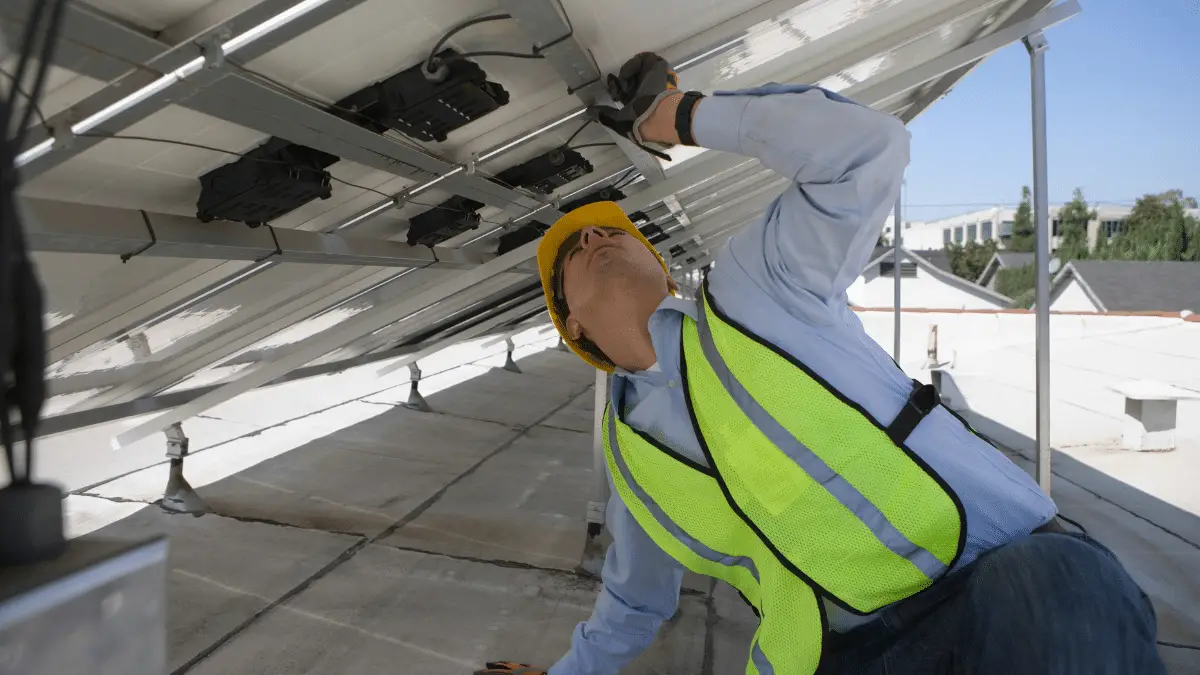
top-left (401, 364), bottom-right (433, 413)
top-left (502, 338), bottom-right (523, 374)
top-left (160, 423), bottom-right (210, 515)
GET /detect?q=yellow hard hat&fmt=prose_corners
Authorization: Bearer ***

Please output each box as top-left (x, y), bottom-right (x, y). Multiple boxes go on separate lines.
top-left (537, 201), bottom-right (668, 372)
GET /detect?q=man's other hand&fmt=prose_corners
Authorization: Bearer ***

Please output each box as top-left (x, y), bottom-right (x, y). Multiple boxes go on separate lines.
top-left (473, 661), bottom-right (546, 675)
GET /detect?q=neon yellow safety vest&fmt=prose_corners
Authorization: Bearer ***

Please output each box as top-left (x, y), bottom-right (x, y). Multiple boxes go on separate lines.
top-left (603, 282), bottom-right (966, 675)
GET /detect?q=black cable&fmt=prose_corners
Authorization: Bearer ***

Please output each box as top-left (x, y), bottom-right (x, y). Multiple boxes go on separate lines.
top-left (615, 168), bottom-right (641, 190)
top-left (453, 50), bottom-right (546, 61)
top-left (563, 119), bottom-right (592, 148)
top-left (0, 68), bottom-right (50, 130)
top-left (569, 143), bottom-right (618, 151)
top-left (426, 13), bottom-right (523, 74)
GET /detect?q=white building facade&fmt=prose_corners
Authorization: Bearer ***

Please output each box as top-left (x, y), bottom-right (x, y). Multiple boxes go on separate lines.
top-left (893, 204), bottom-right (1200, 252)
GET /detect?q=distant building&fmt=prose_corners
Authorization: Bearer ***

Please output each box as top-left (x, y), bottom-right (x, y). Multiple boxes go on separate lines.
top-left (895, 205), bottom-right (1200, 252)
top-left (851, 247), bottom-right (1011, 310)
top-left (1049, 260), bottom-right (1200, 313)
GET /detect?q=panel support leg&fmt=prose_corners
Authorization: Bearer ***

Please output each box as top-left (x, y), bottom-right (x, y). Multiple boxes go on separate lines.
top-left (1025, 30), bottom-right (1053, 494)
top-left (579, 369), bottom-right (612, 578)
top-left (161, 423), bottom-right (209, 514)
top-left (502, 337), bottom-right (523, 374)
top-left (892, 192), bottom-right (903, 362)
top-left (402, 363), bottom-right (433, 413)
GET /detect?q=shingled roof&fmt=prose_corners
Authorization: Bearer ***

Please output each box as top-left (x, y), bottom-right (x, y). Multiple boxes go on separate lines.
top-left (1052, 260), bottom-right (1200, 312)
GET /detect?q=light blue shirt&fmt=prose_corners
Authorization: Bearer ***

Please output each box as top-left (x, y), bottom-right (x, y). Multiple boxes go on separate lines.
top-left (549, 85), bottom-right (1057, 675)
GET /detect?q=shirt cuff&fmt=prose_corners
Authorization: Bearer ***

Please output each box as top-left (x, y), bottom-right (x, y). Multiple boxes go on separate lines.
top-left (689, 94), bottom-right (751, 156)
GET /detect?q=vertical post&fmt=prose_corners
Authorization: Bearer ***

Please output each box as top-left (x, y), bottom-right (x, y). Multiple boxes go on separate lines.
top-left (892, 193), bottom-right (903, 362)
top-left (580, 369), bottom-right (611, 576)
top-left (590, 369), bottom-right (611, 523)
top-left (1025, 30), bottom-right (1052, 493)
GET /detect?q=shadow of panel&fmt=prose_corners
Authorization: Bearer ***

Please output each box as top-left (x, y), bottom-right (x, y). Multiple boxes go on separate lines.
top-left (185, 544), bottom-right (705, 675)
top-left (77, 508), bottom-right (359, 673)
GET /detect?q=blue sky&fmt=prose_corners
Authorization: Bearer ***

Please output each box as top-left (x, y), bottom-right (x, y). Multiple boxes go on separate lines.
top-left (904, 0), bottom-right (1200, 221)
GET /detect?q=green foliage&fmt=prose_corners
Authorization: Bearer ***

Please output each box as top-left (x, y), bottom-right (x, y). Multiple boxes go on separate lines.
top-left (1094, 190), bottom-right (1200, 261)
top-left (1010, 287), bottom-right (1037, 309)
top-left (995, 263), bottom-right (1036, 302)
top-left (943, 239), bottom-right (997, 282)
top-left (1007, 186), bottom-right (1036, 252)
top-left (1056, 187), bottom-right (1095, 263)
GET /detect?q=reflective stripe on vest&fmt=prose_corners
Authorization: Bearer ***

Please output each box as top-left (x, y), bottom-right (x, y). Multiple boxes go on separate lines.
top-left (682, 281), bottom-right (965, 613)
top-left (605, 404), bottom-right (824, 675)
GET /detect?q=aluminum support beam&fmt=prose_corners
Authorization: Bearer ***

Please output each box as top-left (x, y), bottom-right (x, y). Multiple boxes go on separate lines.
top-left (893, 194), bottom-right (903, 361)
top-left (17, 0), bottom-right (373, 179)
top-left (23, 198), bottom-right (480, 269)
top-left (1026, 30), bottom-right (1052, 493)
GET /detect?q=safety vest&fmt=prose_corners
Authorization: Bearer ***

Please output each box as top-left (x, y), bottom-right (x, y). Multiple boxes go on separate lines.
top-left (603, 282), bottom-right (966, 674)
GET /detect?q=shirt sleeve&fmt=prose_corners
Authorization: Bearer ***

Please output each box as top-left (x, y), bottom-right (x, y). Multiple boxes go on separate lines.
top-left (690, 84), bottom-right (910, 305)
top-left (548, 490), bottom-right (684, 675)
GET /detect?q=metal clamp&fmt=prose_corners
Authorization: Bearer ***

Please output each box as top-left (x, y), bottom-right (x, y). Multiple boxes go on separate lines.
top-left (1022, 30), bottom-right (1048, 54)
top-left (164, 423), bottom-right (189, 459)
top-left (198, 29), bottom-right (232, 70)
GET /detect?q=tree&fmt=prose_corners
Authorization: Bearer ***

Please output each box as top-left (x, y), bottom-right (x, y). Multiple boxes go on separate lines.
top-left (1055, 187), bottom-right (1096, 262)
top-left (1007, 186), bottom-right (1036, 252)
top-left (944, 239), bottom-right (997, 282)
top-left (1099, 190), bottom-right (1200, 261)
top-left (995, 263), bottom-right (1036, 307)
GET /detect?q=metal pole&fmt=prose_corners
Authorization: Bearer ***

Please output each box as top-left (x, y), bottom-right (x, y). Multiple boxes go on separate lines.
top-left (893, 192), bottom-right (903, 362)
top-left (1025, 30), bottom-right (1052, 493)
top-left (590, 370), bottom-right (611, 523)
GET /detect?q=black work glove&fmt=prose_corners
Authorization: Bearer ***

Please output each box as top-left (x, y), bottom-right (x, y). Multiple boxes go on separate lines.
top-left (473, 661), bottom-right (546, 675)
top-left (587, 52), bottom-right (679, 159)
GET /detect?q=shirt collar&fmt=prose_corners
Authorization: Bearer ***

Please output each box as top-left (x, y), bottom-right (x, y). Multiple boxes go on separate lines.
top-left (612, 294), bottom-right (698, 381)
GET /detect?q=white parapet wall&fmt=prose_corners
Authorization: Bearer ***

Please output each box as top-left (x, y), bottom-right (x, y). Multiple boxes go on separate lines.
top-left (853, 308), bottom-right (1200, 449)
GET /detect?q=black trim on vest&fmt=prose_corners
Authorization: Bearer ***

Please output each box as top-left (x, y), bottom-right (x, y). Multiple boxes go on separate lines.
top-left (684, 279), bottom-right (969, 612)
top-left (613, 390), bottom-right (715, 477)
top-left (886, 380), bottom-right (939, 444)
top-left (675, 91), bottom-right (704, 146)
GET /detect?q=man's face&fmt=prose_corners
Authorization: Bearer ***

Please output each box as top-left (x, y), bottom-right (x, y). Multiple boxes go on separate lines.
top-left (555, 226), bottom-right (668, 351)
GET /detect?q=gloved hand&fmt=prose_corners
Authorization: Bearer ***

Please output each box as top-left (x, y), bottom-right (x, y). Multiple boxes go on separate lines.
top-left (587, 52), bottom-right (679, 158)
top-left (473, 661), bottom-right (546, 675)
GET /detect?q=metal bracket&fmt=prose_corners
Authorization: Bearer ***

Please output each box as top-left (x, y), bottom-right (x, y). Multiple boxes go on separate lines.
top-left (164, 423), bottom-right (189, 459)
top-left (465, 155), bottom-right (479, 176)
top-left (1022, 30), bottom-right (1048, 54)
top-left (126, 333), bottom-right (152, 361)
top-left (198, 29), bottom-right (232, 70)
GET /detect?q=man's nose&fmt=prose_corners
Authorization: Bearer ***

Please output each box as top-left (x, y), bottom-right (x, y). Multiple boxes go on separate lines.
top-left (579, 227), bottom-right (609, 248)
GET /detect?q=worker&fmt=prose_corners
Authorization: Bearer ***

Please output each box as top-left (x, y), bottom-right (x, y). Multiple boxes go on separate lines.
top-left (475, 53), bottom-right (1164, 675)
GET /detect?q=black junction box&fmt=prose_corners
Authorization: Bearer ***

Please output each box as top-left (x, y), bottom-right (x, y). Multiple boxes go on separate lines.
top-left (561, 185), bottom-right (626, 213)
top-left (494, 148), bottom-right (593, 195)
top-left (497, 220), bottom-right (550, 255)
top-left (196, 138), bottom-right (338, 227)
top-left (333, 49), bottom-right (509, 143)
top-left (406, 195), bottom-right (485, 247)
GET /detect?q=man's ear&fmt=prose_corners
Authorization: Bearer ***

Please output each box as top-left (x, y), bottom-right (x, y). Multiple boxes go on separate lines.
top-left (565, 315), bottom-right (584, 341)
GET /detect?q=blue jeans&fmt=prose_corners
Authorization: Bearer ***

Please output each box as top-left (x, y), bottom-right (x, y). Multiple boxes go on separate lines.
top-left (820, 532), bottom-right (1165, 674)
